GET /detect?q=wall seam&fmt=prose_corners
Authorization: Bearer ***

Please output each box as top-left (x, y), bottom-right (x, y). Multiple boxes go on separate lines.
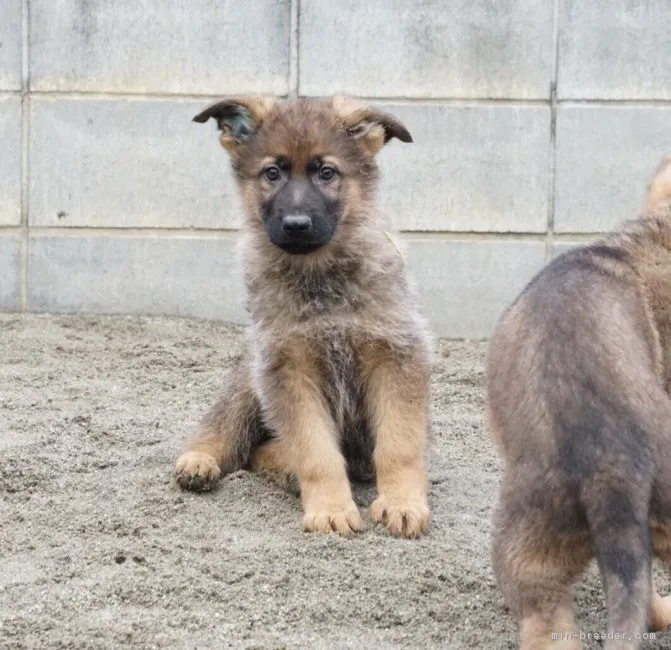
top-left (17, 90), bottom-right (561, 104)
top-left (545, 0), bottom-right (560, 262)
top-left (15, 91), bottom-right (671, 107)
top-left (19, 0), bottom-right (29, 311)
top-left (289, 0), bottom-right (300, 97)
top-left (0, 227), bottom-right (604, 243)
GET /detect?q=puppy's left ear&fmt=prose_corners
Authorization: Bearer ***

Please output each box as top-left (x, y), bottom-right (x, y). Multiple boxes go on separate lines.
top-left (332, 96), bottom-right (412, 157)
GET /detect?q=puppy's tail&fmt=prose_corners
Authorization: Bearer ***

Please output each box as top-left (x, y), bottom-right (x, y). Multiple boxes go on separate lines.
top-left (583, 472), bottom-right (652, 647)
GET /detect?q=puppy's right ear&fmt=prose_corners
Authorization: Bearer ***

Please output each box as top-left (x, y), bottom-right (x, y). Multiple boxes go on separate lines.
top-left (644, 153), bottom-right (671, 213)
top-left (193, 96), bottom-right (276, 157)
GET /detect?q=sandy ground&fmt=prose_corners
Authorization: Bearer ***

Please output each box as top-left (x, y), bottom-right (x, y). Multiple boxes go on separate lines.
top-left (1, 313), bottom-right (671, 650)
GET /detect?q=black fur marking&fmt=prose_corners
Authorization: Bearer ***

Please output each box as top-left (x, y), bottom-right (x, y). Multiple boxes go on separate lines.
top-left (294, 257), bottom-right (362, 309)
top-left (552, 380), bottom-right (651, 479)
top-left (600, 549), bottom-right (643, 592)
top-left (501, 471), bottom-right (589, 536)
top-left (262, 179), bottom-right (343, 253)
top-left (319, 335), bottom-right (374, 483)
top-left (223, 109), bottom-right (255, 142)
top-left (587, 244), bottom-right (631, 264)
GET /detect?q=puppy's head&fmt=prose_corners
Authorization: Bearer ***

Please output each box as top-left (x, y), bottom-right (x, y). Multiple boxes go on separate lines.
top-left (644, 153), bottom-right (671, 213)
top-left (193, 95), bottom-right (412, 255)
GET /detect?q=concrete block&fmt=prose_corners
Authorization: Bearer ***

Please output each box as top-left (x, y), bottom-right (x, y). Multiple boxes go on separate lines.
top-left (377, 103), bottom-right (550, 232)
top-left (403, 238), bottom-right (547, 339)
top-left (27, 234), bottom-right (546, 338)
top-left (0, 236), bottom-right (21, 310)
top-left (29, 0), bottom-right (290, 94)
top-left (554, 106), bottom-right (671, 233)
top-left (0, 0), bottom-right (22, 90)
top-left (29, 98), bottom-right (244, 229)
top-left (28, 234), bottom-right (247, 322)
top-left (300, 0), bottom-right (553, 99)
top-left (558, 0), bottom-right (671, 100)
top-left (0, 96), bottom-right (22, 226)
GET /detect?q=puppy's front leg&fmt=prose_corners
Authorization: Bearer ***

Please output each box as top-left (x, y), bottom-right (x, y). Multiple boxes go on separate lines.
top-left (362, 344), bottom-right (430, 539)
top-left (258, 353), bottom-right (364, 537)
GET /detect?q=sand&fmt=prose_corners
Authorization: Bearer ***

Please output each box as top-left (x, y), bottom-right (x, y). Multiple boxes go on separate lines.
top-left (1, 313), bottom-right (670, 649)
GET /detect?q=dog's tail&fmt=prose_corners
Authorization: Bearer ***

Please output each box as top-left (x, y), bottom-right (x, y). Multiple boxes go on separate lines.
top-left (582, 462), bottom-right (652, 647)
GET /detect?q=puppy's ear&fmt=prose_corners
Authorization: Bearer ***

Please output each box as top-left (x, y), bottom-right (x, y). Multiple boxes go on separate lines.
top-left (331, 95), bottom-right (412, 157)
top-left (193, 96), bottom-right (277, 156)
top-left (644, 153), bottom-right (671, 213)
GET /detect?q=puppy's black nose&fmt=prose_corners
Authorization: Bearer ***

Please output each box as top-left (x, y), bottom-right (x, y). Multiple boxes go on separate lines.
top-left (282, 214), bottom-right (312, 234)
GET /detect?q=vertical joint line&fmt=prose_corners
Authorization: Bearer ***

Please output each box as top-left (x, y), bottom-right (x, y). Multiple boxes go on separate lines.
top-left (546, 0), bottom-right (560, 262)
top-left (289, 0), bottom-right (300, 98)
top-left (20, 0), bottom-right (30, 311)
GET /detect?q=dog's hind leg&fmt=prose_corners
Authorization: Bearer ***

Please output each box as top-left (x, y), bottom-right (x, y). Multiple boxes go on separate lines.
top-left (648, 583), bottom-right (671, 632)
top-left (583, 474), bottom-right (653, 649)
top-left (247, 438), bottom-right (298, 493)
top-left (649, 520), bottom-right (671, 630)
top-left (492, 482), bottom-right (591, 650)
top-left (175, 352), bottom-right (267, 492)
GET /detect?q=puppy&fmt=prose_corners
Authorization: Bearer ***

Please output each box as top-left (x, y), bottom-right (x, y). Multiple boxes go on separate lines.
top-left (486, 153), bottom-right (671, 649)
top-left (175, 95), bottom-right (432, 539)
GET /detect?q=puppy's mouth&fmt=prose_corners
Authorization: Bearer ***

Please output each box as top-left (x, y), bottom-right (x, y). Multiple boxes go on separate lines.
top-left (266, 214), bottom-right (336, 255)
top-left (276, 241), bottom-right (326, 255)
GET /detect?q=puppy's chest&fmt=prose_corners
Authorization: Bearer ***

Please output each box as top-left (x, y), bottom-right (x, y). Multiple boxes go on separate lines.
top-left (319, 334), bottom-right (365, 429)
top-left (294, 278), bottom-right (365, 318)
top-left (286, 260), bottom-right (372, 318)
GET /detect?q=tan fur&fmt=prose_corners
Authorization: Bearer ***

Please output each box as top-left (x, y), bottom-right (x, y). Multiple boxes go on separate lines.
top-left (176, 95), bottom-right (431, 538)
top-left (247, 439), bottom-right (298, 492)
top-left (643, 153), bottom-right (671, 213)
top-left (359, 340), bottom-right (430, 538)
top-left (487, 153), bottom-right (671, 649)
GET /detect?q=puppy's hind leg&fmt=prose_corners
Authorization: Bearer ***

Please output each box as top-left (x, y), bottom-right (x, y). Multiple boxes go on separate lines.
top-left (648, 584), bottom-right (671, 633)
top-left (248, 438), bottom-right (299, 494)
top-left (175, 353), bottom-right (267, 492)
top-left (492, 486), bottom-right (591, 650)
top-left (649, 516), bottom-right (671, 630)
top-left (584, 474), bottom-right (653, 649)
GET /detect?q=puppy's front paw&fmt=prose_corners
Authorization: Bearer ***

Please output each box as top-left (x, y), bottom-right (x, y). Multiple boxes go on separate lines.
top-left (175, 451), bottom-right (221, 492)
top-left (303, 500), bottom-right (365, 538)
top-left (371, 493), bottom-right (429, 539)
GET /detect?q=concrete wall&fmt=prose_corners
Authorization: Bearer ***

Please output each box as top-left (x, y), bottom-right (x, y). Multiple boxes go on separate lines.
top-left (2, 0), bottom-right (671, 338)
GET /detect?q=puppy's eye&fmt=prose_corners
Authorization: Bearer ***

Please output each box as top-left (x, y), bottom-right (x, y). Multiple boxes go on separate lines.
top-left (263, 166), bottom-right (281, 182)
top-left (319, 165), bottom-right (336, 182)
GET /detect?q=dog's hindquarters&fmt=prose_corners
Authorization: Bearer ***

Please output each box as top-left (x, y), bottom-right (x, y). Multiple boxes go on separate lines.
top-left (491, 475), bottom-right (592, 650)
top-left (491, 414), bottom-right (657, 650)
top-left (175, 352), bottom-right (270, 491)
top-left (487, 242), bottom-right (666, 648)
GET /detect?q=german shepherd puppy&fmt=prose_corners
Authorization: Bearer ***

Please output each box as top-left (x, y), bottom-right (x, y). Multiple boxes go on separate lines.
top-left (174, 95), bottom-right (431, 539)
top-left (486, 154), bottom-right (671, 649)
